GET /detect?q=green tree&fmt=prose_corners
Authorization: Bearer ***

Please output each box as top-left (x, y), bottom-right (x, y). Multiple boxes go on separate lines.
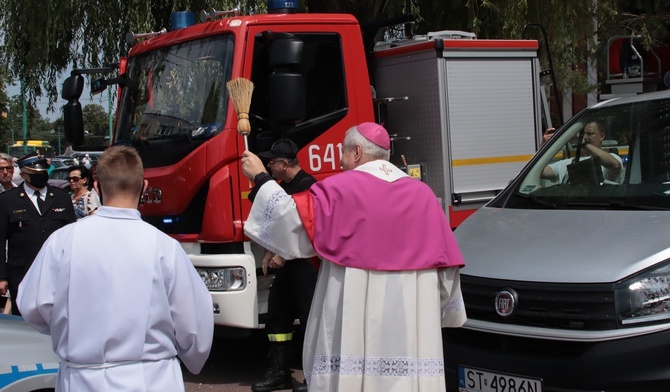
top-left (3, 0), bottom-right (670, 108)
top-left (0, 0), bottom-right (244, 109)
top-left (83, 104), bottom-right (109, 137)
top-left (47, 118), bottom-right (66, 155)
top-left (4, 94), bottom-right (44, 142)
top-left (0, 87), bottom-right (10, 153)
top-left (80, 104), bottom-right (112, 148)
top-left (412, 1), bottom-right (670, 95)
top-left (28, 116), bottom-right (52, 142)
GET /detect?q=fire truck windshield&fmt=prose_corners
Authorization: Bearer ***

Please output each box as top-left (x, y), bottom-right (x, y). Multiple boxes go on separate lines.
top-left (115, 34), bottom-right (234, 168)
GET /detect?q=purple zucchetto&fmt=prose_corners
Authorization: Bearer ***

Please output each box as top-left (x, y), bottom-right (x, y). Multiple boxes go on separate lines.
top-left (356, 122), bottom-right (391, 150)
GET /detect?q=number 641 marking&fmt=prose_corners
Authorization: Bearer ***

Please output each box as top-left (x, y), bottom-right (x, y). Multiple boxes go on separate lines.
top-left (308, 143), bottom-right (342, 172)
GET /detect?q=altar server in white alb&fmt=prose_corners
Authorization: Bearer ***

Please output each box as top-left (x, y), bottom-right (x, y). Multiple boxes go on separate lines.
top-left (18, 146), bottom-right (214, 392)
top-left (241, 122), bottom-right (467, 392)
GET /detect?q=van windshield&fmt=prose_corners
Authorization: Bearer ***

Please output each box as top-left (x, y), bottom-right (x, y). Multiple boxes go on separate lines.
top-left (503, 96), bottom-right (670, 210)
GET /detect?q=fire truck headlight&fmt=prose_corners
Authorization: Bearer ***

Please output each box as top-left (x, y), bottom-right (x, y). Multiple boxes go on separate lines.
top-left (197, 267), bottom-right (247, 291)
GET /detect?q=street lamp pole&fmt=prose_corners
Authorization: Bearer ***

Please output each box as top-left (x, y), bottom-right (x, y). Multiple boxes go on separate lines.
top-left (51, 128), bottom-right (61, 155)
top-left (20, 80), bottom-right (27, 155)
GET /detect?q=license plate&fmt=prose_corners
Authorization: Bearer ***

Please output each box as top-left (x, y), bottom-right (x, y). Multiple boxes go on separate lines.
top-left (458, 366), bottom-right (543, 392)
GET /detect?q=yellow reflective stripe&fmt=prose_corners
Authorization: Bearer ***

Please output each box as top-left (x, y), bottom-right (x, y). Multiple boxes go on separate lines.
top-left (242, 191), bottom-right (250, 200)
top-left (452, 154), bottom-right (534, 167)
top-left (267, 333), bottom-right (293, 342)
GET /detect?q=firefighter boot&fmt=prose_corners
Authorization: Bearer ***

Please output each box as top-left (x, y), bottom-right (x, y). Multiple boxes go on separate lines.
top-left (251, 341), bottom-right (293, 392)
top-left (293, 379), bottom-right (308, 392)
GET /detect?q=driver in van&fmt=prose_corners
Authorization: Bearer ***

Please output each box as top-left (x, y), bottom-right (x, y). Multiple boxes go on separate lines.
top-left (541, 120), bottom-right (623, 184)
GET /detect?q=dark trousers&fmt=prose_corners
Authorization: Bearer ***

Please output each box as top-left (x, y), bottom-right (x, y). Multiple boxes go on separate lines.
top-left (265, 259), bottom-right (318, 337)
top-left (6, 265), bottom-right (29, 316)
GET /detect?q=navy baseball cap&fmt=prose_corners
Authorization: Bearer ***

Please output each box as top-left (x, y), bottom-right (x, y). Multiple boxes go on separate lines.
top-left (259, 138), bottom-right (299, 160)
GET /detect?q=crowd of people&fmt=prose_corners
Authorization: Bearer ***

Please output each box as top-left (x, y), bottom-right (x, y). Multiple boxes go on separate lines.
top-left (0, 152), bottom-right (100, 315)
top-left (2, 122), bottom-right (469, 392)
top-left (0, 151), bottom-right (76, 315)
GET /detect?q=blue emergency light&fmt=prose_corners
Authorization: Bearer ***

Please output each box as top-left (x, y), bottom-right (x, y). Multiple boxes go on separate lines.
top-left (268, 0), bottom-right (298, 14)
top-left (170, 11), bottom-right (196, 30)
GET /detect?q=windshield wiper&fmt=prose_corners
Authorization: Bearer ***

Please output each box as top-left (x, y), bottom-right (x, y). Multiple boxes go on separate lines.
top-left (512, 191), bottom-right (557, 208)
top-left (564, 201), bottom-right (670, 210)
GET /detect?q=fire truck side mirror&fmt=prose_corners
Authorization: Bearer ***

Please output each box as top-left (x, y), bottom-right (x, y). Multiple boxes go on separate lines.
top-left (91, 78), bottom-right (108, 95)
top-left (63, 102), bottom-right (84, 146)
top-left (62, 75), bottom-right (85, 146)
top-left (62, 75), bottom-right (84, 100)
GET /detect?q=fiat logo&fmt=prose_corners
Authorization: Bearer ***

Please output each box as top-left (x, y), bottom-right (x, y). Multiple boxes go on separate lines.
top-left (494, 289), bottom-right (517, 317)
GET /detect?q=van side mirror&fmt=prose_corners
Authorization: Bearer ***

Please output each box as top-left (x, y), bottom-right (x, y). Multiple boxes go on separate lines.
top-left (62, 75), bottom-right (85, 146)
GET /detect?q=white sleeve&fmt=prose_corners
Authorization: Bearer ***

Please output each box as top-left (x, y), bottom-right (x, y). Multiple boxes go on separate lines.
top-left (167, 240), bottom-right (214, 374)
top-left (439, 267), bottom-right (467, 328)
top-left (603, 153), bottom-right (624, 183)
top-left (244, 181), bottom-right (317, 260)
top-left (549, 159), bottom-right (569, 184)
top-left (17, 235), bottom-right (60, 334)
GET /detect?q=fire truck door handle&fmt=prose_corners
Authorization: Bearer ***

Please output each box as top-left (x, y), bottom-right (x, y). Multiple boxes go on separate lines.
top-left (389, 134), bottom-right (411, 142)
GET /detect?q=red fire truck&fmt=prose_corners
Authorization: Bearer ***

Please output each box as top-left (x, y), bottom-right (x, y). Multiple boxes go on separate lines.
top-left (61, 2), bottom-right (544, 328)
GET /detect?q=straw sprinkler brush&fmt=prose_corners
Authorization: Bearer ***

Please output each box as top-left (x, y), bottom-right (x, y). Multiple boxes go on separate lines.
top-left (226, 77), bottom-right (255, 151)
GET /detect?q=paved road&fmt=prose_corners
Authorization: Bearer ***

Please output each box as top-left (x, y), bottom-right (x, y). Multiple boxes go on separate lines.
top-left (184, 330), bottom-right (305, 392)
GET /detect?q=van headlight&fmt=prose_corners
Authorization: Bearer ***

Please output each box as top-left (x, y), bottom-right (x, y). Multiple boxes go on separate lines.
top-left (615, 262), bottom-right (670, 326)
top-left (197, 267), bottom-right (247, 291)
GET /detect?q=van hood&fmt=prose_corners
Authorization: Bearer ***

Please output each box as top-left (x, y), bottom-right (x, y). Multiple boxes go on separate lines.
top-left (455, 207), bottom-right (670, 283)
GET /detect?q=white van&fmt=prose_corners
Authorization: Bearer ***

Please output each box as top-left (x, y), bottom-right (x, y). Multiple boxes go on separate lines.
top-left (445, 90), bottom-right (670, 392)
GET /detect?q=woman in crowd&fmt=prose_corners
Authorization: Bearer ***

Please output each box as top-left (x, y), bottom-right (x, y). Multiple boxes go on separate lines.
top-left (67, 165), bottom-right (101, 219)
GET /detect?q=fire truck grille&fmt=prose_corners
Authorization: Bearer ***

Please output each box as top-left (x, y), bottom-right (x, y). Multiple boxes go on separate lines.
top-left (461, 275), bottom-right (618, 330)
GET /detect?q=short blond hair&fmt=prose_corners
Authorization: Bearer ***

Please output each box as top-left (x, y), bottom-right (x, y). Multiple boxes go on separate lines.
top-left (96, 146), bottom-right (143, 199)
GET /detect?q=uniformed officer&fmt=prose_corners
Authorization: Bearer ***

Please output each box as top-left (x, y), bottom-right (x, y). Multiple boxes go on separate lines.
top-left (0, 151), bottom-right (76, 315)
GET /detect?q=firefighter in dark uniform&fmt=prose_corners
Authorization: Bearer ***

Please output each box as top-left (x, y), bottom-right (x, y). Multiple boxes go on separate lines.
top-left (249, 139), bottom-right (318, 392)
top-left (0, 151), bottom-right (77, 315)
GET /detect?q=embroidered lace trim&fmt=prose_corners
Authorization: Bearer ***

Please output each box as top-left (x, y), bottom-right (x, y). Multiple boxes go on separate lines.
top-left (311, 355), bottom-right (444, 377)
top-left (258, 189), bottom-right (290, 242)
top-left (442, 296), bottom-right (465, 316)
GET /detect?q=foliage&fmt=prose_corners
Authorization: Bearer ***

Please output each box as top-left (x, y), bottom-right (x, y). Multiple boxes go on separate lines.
top-left (3, 0), bottom-right (670, 109)
top-left (436, 1), bottom-right (670, 95)
top-left (1, 96), bottom-right (109, 154)
top-left (49, 114), bottom-right (106, 152)
top-left (0, 0), bottom-right (244, 110)
top-left (0, 88), bottom-right (9, 152)
top-left (83, 104), bottom-right (110, 137)
top-left (4, 94), bottom-right (45, 142)
top-left (412, 0), bottom-right (469, 36)
top-left (49, 117), bottom-right (66, 155)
